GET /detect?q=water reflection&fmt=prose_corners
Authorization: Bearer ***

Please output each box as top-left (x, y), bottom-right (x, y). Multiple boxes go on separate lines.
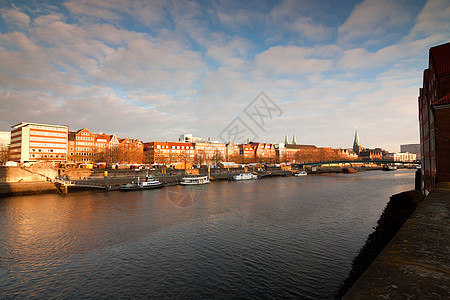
top-left (0, 169), bottom-right (416, 299)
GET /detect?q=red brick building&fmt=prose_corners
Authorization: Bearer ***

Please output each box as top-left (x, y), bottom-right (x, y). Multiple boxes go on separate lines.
top-left (144, 141), bottom-right (195, 165)
top-left (358, 148), bottom-right (387, 160)
top-left (419, 42), bottom-right (450, 194)
top-left (277, 143), bottom-right (356, 164)
top-left (118, 138), bottom-right (144, 164)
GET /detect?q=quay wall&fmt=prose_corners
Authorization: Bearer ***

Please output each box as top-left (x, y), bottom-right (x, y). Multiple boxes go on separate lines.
top-left (0, 182), bottom-right (59, 197)
top-left (342, 182), bottom-right (449, 299)
top-left (0, 166), bottom-right (57, 183)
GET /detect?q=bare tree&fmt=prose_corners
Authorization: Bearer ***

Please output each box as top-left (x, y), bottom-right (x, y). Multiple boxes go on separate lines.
top-left (194, 150), bottom-right (206, 166)
top-left (0, 145), bottom-right (10, 162)
top-left (211, 150), bottom-right (223, 166)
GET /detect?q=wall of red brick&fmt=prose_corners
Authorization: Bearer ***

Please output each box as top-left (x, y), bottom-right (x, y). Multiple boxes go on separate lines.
top-left (435, 107), bottom-right (450, 182)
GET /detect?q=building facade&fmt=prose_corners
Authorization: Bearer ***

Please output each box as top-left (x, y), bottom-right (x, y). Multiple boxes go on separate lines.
top-left (10, 122), bottom-right (68, 163)
top-left (118, 138), bottom-right (144, 164)
top-left (418, 42), bottom-right (450, 194)
top-left (400, 144), bottom-right (420, 160)
top-left (385, 152), bottom-right (417, 162)
top-left (72, 128), bottom-right (96, 163)
top-left (145, 141), bottom-right (195, 165)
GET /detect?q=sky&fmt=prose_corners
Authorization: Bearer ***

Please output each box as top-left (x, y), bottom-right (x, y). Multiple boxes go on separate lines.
top-left (0, 0), bottom-right (449, 152)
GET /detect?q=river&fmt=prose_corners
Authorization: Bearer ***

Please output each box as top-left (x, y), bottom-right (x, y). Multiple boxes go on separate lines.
top-left (0, 169), bottom-right (415, 299)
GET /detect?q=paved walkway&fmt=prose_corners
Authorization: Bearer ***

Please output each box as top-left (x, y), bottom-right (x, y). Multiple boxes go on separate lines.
top-left (344, 182), bottom-right (450, 299)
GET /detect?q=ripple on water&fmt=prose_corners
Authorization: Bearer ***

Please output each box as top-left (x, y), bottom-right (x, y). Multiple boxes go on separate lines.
top-left (0, 170), bottom-right (416, 299)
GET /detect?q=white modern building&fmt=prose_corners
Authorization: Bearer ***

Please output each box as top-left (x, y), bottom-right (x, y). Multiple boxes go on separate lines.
top-left (385, 152), bottom-right (417, 162)
top-left (10, 122), bottom-right (68, 163)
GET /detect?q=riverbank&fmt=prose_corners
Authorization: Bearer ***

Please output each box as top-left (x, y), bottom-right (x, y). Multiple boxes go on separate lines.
top-left (0, 182), bottom-right (60, 197)
top-left (339, 182), bottom-right (449, 299)
top-left (0, 167), bottom-right (416, 197)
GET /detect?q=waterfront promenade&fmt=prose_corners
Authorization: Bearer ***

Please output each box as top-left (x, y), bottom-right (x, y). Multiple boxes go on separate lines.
top-left (344, 182), bottom-right (450, 299)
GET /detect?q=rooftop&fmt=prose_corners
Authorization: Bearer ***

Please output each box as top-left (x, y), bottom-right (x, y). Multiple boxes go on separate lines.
top-left (430, 42), bottom-right (450, 77)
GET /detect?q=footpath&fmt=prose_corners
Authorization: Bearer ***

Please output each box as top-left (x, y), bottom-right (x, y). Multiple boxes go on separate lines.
top-left (344, 182), bottom-right (449, 299)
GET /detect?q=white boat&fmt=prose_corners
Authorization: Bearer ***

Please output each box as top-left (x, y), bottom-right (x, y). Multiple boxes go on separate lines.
top-left (140, 176), bottom-right (163, 189)
top-left (120, 176), bottom-right (163, 191)
top-left (294, 171), bottom-right (307, 176)
top-left (232, 172), bottom-right (258, 181)
top-left (180, 175), bottom-right (210, 185)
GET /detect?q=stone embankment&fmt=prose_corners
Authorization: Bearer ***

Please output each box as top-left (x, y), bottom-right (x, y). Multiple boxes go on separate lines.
top-left (339, 182), bottom-right (449, 299)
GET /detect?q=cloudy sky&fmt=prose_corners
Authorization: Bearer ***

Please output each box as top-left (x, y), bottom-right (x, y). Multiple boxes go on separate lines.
top-left (1, 0), bottom-right (449, 152)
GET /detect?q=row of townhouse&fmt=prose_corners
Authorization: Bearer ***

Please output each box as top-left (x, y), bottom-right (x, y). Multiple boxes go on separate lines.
top-left (9, 122), bottom-right (358, 166)
top-left (9, 122), bottom-right (144, 165)
top-left (145, 140), bottom-right (357, 166)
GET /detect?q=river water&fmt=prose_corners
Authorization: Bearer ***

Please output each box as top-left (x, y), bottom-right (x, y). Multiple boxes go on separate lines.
top-left (0, 169), bottom-right (415, 299)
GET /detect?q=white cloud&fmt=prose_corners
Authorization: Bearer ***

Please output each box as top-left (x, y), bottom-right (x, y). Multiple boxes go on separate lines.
top-left (293, 17), bottom-right (332, 41)
top-left (407, 0), bottom-right (450, 41)
top-left (1, 0), bottom-right (447, 152)
top-left (338, 0), bottom-right (412, 44)
top-left (254, 46), bottom-right (334, 76)
top-left (0, 7), bottom-right (30, 28)
top-left (206, 37), bottom-right (253, 65)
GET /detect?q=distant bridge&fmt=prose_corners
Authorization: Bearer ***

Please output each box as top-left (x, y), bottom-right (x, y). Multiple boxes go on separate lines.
top-left (293, 160), bottom-right (420, 167)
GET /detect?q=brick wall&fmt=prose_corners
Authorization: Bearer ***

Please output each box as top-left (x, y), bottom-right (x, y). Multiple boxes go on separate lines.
top-left (435, 107), bottom-right (450, 182)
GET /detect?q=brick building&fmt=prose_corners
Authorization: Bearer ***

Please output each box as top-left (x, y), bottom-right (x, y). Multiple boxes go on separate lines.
top-left (418, 42), bottom-right (450, 194)
top-left (10, 122), bottom-right (68, 163)
top-left (144, 141), bottom-right (195, 165)
top-left (69, 127), bottom-right (96, 163)
top-left (118, 138), bottom-right (144, 164)
top-left (193, 142), bottom-right (227, 165)
top-left (358, 148), bottom-right (387, 160)
top-left (279, 143), bottom-right (355, 163)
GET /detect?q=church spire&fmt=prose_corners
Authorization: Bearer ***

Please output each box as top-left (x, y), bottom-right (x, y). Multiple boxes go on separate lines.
top-left (353, 129), bottom-right (361, 154)
top-left (284, 134), bottom-right (289, 145)
top-left (292, 134), bottom-right (297, 145)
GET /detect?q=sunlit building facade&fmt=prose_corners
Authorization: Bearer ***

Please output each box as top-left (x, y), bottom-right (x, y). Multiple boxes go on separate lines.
top-left (10, 122), bottom-right (68, 163)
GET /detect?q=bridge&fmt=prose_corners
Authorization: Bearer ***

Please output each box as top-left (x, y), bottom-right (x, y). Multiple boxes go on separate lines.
top-left (293, 159), bottom-right (420, 167)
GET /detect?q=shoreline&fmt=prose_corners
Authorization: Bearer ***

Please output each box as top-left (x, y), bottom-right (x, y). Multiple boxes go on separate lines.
top-left (0, 168), bottom-right (416, 198)
top-left (335, 189), bottom-right (424, 299)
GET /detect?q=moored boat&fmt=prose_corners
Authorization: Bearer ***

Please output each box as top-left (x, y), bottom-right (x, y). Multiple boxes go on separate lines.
top-left (180, 175), bottom-right (210, 185)
top-left (120, 182), bottom-right (141, 191)
top-left (140, 176), bottom-right (163, 189)
top-left (342, 167), bottom-right (357, 173)
top-left (232, 172), bottom-right (258, 181)
top-left (120, 175), bottom-right (163, 191)
top-left (383, 165), bottom-right (397, 171)
top-left (294, 171), bottom-right (308, 176)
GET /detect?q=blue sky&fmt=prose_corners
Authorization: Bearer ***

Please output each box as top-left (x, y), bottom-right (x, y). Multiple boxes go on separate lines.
top-left (1, 0), bottom-right (449, 152)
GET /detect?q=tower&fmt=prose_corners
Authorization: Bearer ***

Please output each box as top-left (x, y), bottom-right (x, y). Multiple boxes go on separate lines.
top-left (353, 129), bottom-right (361, 155)
top-left (284, 134), bottom-right (289, 145)
top-left (292, 134), bottom-right (297, 145)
